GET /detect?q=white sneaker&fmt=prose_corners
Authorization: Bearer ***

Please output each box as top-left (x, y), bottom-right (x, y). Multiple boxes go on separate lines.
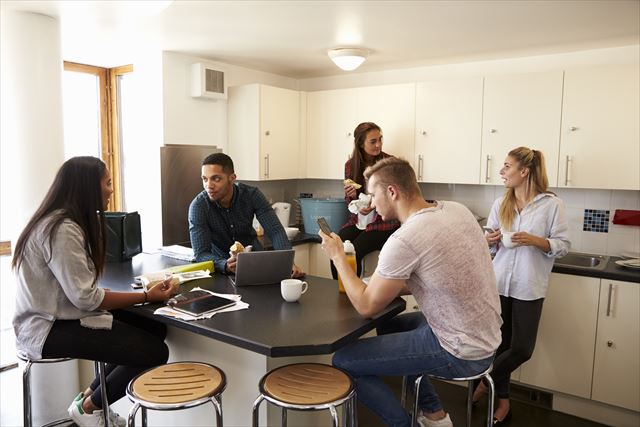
top-left (417, 412), bottom-right (454, 427)
top-left (68, 397), bottom-right (105, 427)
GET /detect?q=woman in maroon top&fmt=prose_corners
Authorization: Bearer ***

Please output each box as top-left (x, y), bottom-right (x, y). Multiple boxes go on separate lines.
top-left (330, 122), bottom-right (400, 279)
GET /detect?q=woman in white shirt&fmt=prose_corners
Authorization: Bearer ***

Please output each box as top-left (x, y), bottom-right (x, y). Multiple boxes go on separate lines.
top-left (473, 147), bottom-right (570, 425)
top-left (12, 156), bottom-right (179, 427)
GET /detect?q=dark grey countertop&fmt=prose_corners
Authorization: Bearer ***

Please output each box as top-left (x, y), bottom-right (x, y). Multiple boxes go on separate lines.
top-left (553, 255), bottom-right (640, 283)
top-left (100, 253), bottom-right (405, 357)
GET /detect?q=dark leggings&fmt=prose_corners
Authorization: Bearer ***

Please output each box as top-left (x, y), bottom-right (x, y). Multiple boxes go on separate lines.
top-left (491, 296), bottom-right (545, 398)
top-left (330, 225), bottom-right (396, 278)
top-left (41, 309), bottom-right (169, 408)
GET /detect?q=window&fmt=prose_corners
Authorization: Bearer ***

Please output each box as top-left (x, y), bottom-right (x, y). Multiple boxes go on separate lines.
top-left (62, 62), bottom-right (132, 211)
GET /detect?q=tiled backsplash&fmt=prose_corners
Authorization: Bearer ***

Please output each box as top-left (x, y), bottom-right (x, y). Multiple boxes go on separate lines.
top-left (247, 179), bottom-right (640, 257)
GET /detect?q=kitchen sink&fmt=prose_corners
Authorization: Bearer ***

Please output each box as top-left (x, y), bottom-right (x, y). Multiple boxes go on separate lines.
top-left (554, 252), bottom-right (610, 270)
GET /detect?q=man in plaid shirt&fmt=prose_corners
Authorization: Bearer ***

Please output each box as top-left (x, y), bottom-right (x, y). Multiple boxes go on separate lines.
top-left (188, 153), bottom-right (304, 277)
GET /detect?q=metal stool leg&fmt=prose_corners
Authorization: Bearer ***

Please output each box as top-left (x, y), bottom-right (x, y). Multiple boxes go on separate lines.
top-left (411, 375), bottom-right (424, 427)
top-left (484, 374), bottom-right (495, 427)
top-left (329, 405), bottom-right (339, 427)
top-left (22, 361), bottom-right (33, 427)
top-left (466, 379), bottom-right (474, 427)
top-left (141, 406), bottom-right (148, 427)
top-left (210, 394), bottom-right (223, 427)
top-left (252, 394), bottom-right (264, 427)
top-left (127, 402), bottom-right (140, 427)
top-left (281, 407), bottom-right (287, 426)
top-left (95, 361), bottom-right (110, 427)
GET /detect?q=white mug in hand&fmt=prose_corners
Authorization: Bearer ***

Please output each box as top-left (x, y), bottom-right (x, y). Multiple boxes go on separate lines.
top-left (281, 279), bottom-right (308, 302)
top-left (501, 231), bottom-right (516, 248)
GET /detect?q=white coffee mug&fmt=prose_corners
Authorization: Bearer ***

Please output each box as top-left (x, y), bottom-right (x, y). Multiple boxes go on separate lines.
top-left (501, 231), bottom-right (516, 248)
top-left (281, 279), bottom-right (308, 302)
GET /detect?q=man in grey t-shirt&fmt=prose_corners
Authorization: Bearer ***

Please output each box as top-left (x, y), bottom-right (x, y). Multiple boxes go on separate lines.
top-left (320, 157), bottom-right (501, 427)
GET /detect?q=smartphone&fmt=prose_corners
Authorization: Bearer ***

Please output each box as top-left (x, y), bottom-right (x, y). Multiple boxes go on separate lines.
top-left (317, 217), bottom-right (332, 235)
top-left (482, 226), bottom-right (496, 233)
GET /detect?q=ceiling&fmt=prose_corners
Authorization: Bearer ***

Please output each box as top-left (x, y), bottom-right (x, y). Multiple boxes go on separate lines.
top-left (2, 0), bottom-right (639, 79)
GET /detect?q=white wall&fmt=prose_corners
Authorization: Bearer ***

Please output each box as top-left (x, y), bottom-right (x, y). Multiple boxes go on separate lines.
top-left (161, 51), bottom-right (298, 151)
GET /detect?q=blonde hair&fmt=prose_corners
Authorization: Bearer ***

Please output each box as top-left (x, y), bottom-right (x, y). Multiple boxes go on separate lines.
top-left (363, 157), bottom-right (421, 198)
top-left (499, 147), bottom-right (549, 230)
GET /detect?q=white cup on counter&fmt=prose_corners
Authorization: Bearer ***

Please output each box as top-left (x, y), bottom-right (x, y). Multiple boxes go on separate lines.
top-left (281, 279), bottom-right (308, 302)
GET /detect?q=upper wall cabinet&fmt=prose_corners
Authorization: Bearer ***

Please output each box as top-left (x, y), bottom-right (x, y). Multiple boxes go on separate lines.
top-left (355, 84), bottom-right (416, 166)
top-left (414, 78), bottom-right (483, 184)
top-left (306, 88), bottom-right (357, 179)
top-left (559, 64), bottom-right (640, 190)
top-left (305, 84), bottom-right (415, 179)
top-left (228, 84), bottom-right (300, 180)
top-left (481, 71), bottom-right (564, 186)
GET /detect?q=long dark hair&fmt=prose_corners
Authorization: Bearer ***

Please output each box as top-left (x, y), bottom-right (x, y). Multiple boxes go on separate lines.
top-left (349, 122), bottom-right (389, 190)
top-left (12, 156), bottom-right (108, 280)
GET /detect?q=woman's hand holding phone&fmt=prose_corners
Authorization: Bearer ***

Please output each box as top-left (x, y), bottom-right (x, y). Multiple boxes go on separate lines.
top-left (483, 226), bottom-right (501, 246)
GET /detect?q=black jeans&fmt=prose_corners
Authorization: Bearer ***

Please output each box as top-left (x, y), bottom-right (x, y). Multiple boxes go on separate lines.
top-left (491, 296), bottom-right (545, 398)
top-left (330, 225), bottom-right (396, 278)
top-left (41, 309), bottom-right (169, 408)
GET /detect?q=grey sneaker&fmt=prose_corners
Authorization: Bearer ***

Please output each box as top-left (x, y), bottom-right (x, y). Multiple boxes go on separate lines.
top-left (107, 408), bottom-right (127, 427)
top-left (417, 412), bottom-right (454, 427)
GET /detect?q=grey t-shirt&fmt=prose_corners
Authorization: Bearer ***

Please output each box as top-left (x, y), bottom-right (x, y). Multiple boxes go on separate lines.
top-left (13, 213), bottom-right (106, 359)
top-left (377, 201), bottom-right (502, 360)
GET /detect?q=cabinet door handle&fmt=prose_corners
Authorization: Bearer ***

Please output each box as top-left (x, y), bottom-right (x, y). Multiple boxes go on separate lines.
top-left (347, 132), bottom-right (352, 137)
top-left (606, 283), bottom-right (614, 317)
top-left (265, 130), bottom-right (270, 136)
top-left (570, 126), bottom-right (578, 132)
top-left (418, 155), bottom-right (424, 181)
top-left (485, 155), bottom-right (491, 183)
top-left (607, 340), bottom-right (613, 347)
top-left (421, 130), bottom-right (427, 136)
top-left (489, 128), bottom-right (497, 134)
top-left (264, 154), bottom-right (269, 179)
top-left (564, 155), bottom-right (571, 186)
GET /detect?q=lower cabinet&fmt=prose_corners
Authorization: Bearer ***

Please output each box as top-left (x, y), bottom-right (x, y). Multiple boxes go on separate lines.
top-left (519, 273), bottom-right (640, 411)
top-left (519, 273), bottom-right (600, 398)
top-left (591, 279), bottom-right (640, 411)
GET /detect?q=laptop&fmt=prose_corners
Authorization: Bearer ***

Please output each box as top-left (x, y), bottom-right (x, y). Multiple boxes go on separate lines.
top-left (228, 249), bottom-right (295, 286)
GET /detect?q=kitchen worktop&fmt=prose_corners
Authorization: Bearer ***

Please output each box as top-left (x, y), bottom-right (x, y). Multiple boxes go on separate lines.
top-left (552, 255), bottom-right (640, 283)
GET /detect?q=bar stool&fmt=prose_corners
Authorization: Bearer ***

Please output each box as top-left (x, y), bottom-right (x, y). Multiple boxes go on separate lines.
top-left (252, 363), bottom-right (356, 427)
top-left (402, 364), bottom-right (495, 427)
top-left (19, 355), bottom-right (110, 427)
top-left (126, 361), bottom-right (226, 427)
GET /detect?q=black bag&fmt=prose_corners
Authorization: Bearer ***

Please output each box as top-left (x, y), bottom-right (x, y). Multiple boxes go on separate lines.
top-left (105, 212), bottom-right (142, 262)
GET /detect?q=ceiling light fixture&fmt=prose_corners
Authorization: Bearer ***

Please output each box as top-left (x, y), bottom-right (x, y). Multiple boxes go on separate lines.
top-left (328, 48), bottom-right (369, 71)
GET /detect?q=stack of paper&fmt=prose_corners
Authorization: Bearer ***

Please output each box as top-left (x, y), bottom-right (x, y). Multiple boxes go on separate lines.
top-left (160, 245), bottom-right (195, 261)
top-left (137, 269), bottom-right (212, 288)
top-left (154, 288), bottom-right (249, 321)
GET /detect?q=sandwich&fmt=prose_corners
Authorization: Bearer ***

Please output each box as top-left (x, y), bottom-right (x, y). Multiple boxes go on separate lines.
top-left (230, 241), bottom-right (245, 256)
top-left (344, 179), bottom-right (362, 189)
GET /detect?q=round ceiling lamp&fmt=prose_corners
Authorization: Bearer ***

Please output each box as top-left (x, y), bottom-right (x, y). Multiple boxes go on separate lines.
top-left (327, 48), bottom-right (369, 71)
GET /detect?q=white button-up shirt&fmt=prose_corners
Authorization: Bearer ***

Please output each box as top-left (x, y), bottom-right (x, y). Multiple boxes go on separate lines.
top-left (487, 193), bottom-right (570, 300)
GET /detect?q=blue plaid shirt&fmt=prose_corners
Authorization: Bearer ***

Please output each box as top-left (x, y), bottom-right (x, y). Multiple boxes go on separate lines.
top-left (188, 182), bottom-right (291, 273)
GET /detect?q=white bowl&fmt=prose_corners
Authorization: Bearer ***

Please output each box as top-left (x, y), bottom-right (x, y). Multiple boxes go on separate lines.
top-left (284, 227), bottom-right (299, 240)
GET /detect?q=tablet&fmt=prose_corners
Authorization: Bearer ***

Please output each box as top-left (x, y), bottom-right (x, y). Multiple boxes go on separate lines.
top-left (170, 294), bottom-right (236, 317)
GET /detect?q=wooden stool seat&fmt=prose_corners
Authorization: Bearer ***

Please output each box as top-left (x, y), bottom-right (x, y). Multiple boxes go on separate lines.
top-left (131, 362), bottom-right (224, 404)
top-left (263, 363), bottom-right (352, 405)
top-left (127, 362), bottom-right (226, 426)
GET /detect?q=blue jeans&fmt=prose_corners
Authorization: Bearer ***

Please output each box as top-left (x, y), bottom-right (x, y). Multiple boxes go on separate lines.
top-left (333, 312), bottom-right (493, 427)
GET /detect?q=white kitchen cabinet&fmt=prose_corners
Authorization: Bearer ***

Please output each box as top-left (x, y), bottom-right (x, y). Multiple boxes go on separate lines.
top-left (293, 243), bottom-right (310, 276)
top-left (356, 84), bottom-right (416, 166)
top-left (228, 84), bottom-right (300, 180)
top-left (414, 78), bottom-right (483, 184)
top-left (519, 273), bottom-right (600, 398)
top-left (591, 279), bottom-right (640, 411)
top-left (305, 88), bottom-right (357, 179)
top-left (559, 64), bottom-right (640, 190)
top-left (480, 71), bottom-right (563, 186)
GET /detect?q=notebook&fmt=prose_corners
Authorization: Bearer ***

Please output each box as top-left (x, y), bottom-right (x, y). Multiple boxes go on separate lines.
top-left (228, 249), bottom-right (295, 287)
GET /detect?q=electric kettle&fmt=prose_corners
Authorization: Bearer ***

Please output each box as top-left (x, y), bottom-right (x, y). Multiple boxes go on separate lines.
top-left (272, 202), bottom-right (291, 227)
